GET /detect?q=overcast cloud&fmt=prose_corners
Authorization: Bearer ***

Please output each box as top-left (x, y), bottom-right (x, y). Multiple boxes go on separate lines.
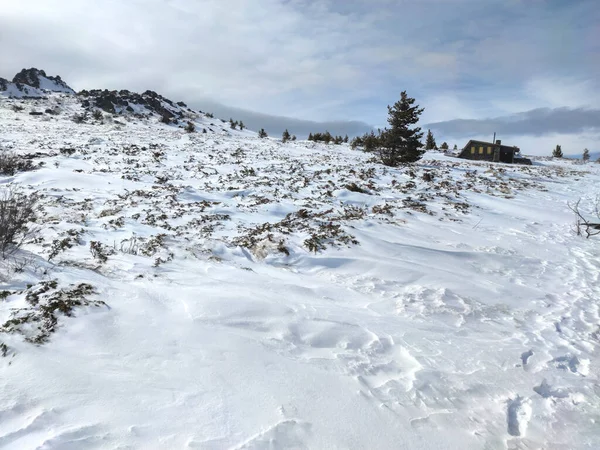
top-left (1, 0), bottom-right (599, 153)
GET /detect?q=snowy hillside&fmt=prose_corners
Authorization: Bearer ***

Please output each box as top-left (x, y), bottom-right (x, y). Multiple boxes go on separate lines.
top-left (1, 68), bottom-right (74, 98)
top-left (0, 89), bottom-right (599, 450)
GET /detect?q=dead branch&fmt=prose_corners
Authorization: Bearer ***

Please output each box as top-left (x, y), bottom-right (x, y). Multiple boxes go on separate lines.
top-left (568, 197), bottom-right (600, 238)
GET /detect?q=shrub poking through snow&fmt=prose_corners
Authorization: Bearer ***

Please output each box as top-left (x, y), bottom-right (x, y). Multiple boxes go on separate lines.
top-left (0, 281), bottom-right (106, 345)
top-left (72, 112), bottom-right (88, 124)
top-left (0, 188), bottom-right (38, 257)
top-left (185, 121), bottom-right (196, 133)
top-left (89, 241), bottom-right (113, 263)
top-left (92, 110), bottom-right (103, 121)
top-left (0, 151), bottom-right (36, 176)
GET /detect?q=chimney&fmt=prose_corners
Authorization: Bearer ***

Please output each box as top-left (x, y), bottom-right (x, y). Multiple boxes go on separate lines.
top-left (495, 140), bottom-right (501, 145)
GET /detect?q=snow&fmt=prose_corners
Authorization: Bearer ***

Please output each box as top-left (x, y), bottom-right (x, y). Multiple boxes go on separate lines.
top-left (0, 82), bottom-right (46, 98)
top-left (0, 94), bottom-right (599, 449)
top-left (36, 75), bottom-right (75, 94)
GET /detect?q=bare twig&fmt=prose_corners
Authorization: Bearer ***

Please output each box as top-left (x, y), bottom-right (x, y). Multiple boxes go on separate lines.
top-left (568, 197), bottom-right (600, 238)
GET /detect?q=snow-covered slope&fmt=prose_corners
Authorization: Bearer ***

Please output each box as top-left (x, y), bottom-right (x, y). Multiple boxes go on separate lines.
top-left (0, 94), bottom-right (599, 449)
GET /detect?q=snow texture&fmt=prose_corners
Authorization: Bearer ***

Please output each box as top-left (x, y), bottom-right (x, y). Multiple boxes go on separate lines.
top-left (0, 92), bottom-right (599, 450)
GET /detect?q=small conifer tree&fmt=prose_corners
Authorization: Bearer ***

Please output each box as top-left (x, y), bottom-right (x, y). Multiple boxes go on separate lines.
top-left (425, 129), bottom-right (437, 150)
top-left (552, 145), bottom-right (563, 158)
top-left (282, 129), bottom-right (291, 143)
top-left (376, 91), bottom-right (424, 165)
top-left (583, 148), bottom-right (590, 163)
top-left (258, 128), bottom-right (268, 138)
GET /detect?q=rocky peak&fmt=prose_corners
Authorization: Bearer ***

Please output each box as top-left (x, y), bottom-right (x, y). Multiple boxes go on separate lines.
top-left (12, 68), bottom-right (74, 93)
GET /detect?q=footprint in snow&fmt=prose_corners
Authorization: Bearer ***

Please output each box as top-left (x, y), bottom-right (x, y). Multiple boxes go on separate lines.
top-left (507, 396), bottom-right (532, 437)
top-left (520, 349), bottom-right (533, 367)
top-left (550, 355), bottom-right (589, 375)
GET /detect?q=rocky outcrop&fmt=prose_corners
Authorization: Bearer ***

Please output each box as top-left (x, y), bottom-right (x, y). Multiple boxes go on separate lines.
top-left (78, 88), bottom-right (188, 119)
top-left (12, 68), bottom-right (74, 93)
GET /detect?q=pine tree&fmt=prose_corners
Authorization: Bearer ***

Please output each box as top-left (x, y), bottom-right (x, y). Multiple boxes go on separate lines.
top-left (376, 91), bottom-right (425, 165)
top-left (350, 136), bottom-right (363, 150)
top-left (453, 144), bottom-right (458, 150)
top-left (583, 148), bottom-right (590, 163)
top-left (230, 118), bottom-right (237, 130)
top-left (308, 133), bottom-right (314, 141)
top-left (361, 130), bottom-right (379, 153)
top-left (552, 145), bottom-right (563, 158)
top-left (239, 121), bottom-right (245, 130)
top-left (344, 135), bottom-right (349, 143)
top-left (425, 129), bottom-right (437, 150)
top-left (440, 142), bottom-right (449, 150)
top-left (258, 128), bottom-right (268, 138)
top-left (282, 129), bottom-right (291, 143)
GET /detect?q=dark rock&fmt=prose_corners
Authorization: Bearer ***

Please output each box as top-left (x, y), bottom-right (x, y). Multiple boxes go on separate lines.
top-left (0, 77), bottom-right (7, 90)
top-left (76, 87), bottom-right (190, 120)
top-left (29, 111), bottom-right (44, 116)
top-left (13, 68), bottom-right (45, 87)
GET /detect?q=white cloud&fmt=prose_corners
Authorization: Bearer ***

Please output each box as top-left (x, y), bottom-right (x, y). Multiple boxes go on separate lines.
top-left (1, 0), bottom-right (598, 144)
top-left (2, 0), bottom-right (412, 121)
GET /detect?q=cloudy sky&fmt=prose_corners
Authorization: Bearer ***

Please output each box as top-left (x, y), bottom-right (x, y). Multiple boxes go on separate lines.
top-left (2, 0), bottom-right (599, 155)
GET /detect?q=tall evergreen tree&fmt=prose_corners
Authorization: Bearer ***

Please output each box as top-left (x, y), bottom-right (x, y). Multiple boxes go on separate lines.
top-left (583, 148), bottom-right (590, 163)
top-left (258, 128), bottom-right (268, 138)
top-left (440, 142), bottom-right (449, 150)
top-left (308, 132), bottom-right (314, 141)
top-left (239, 121), bottom-right (245, 130)
top-left (344, 135), bottom-right (349, 143)
top-left (282, 129), bottom-right (291, 143)
top-left (552, 145), bottom-right (563, 158)
top-left (425, 129), bottom-right (437, 150)
top-left (376, 91), bottom-right (424, 165)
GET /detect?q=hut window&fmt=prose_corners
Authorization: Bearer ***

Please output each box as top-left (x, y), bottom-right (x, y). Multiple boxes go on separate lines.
top-left (471, 147), bottom-right (475, 154)
top-left (479, 146), bottom-right (484, 154)
top-left (487, 147), bottom-right (492, 154)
